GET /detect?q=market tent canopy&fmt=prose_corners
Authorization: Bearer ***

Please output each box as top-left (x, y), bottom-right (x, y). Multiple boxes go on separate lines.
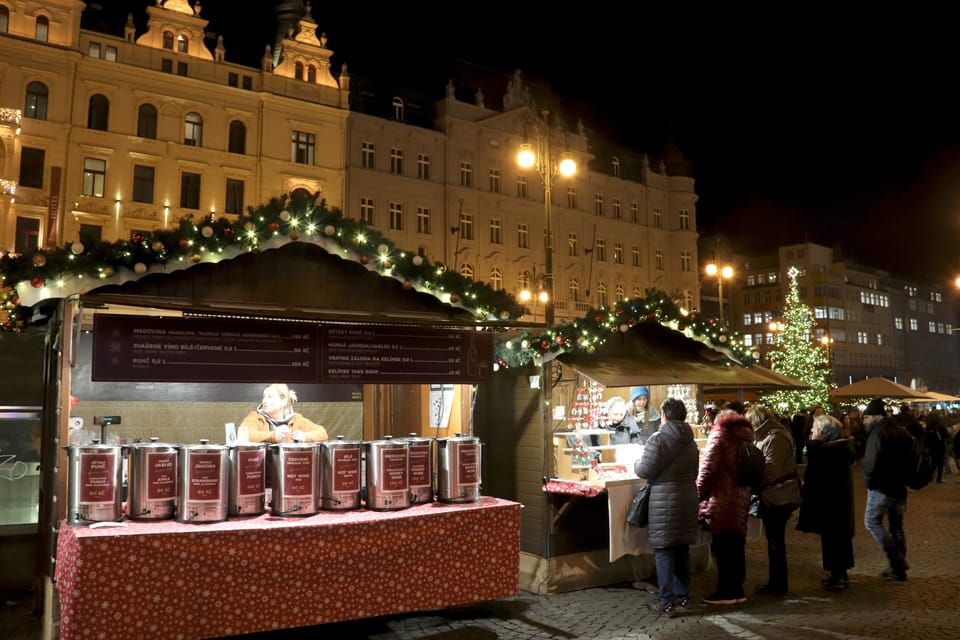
top-left (900, 391), bottom-right (960, 403)
top-left (557, 322), bottom-right (804, 388)
top-left (828, 377), bottom-right (934, 400)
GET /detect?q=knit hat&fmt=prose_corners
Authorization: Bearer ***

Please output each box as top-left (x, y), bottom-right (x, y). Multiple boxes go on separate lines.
top-left (863, 397), bottom-right (886, 417)
top-left (630, 386), bottom-right (649, 402)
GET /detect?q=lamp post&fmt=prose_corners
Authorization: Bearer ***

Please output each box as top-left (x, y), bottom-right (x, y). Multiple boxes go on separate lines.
top-left (517, 109), bottom-right (576, 483)
top-left (705, 262), bottom-right (734, 325)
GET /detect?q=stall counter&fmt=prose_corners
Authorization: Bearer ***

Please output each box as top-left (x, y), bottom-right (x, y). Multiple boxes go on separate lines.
top-left (54, 497), bottom-right (521, 640)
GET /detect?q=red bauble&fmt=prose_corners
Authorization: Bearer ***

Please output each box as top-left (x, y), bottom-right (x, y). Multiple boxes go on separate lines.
top-left (359, 255), bottom-right (369, 264)
top-left (594, 315), bottom-right (603, 322)
top-left (30, 277), bottom-right (44, 288)
top-left (131, 234), bottom-right (145, 244)
top-left (555, 335), bottom-right (565, 345)
top-left (268, 222), bottom-right (279, 231)
top-left (449, 293), bottom-right (460, 303)
top-left (179, 238), bottom-right (190, 248)
top-left (224, 227), bottom-right (234, 237)
top-left (540, 340), bottom-right (550, 350)
top-left (2, 321), bottom-right (11, 331)
top-left (615, 309), bottom-right (623, 316)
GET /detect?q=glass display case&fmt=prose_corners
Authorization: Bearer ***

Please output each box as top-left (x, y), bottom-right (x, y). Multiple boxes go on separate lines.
top-left (0, 406), bottom-right (42, 533)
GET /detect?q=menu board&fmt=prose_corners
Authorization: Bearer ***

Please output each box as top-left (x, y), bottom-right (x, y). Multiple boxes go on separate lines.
top-left (91, 315), bottom-right (493, 384)
top-left (92, 315), bottom-right (318, 383)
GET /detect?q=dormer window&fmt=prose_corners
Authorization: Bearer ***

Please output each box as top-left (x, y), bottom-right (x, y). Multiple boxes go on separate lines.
top-left (163, 31), bottom-right (174, 49)
top-left (295, 62), bottom-right (304, 80)
top-left (308, 65), bottom-right (317, 83)
top-left (612, 157), bottom-right (621, 177)
top-left (177, 35), bottom-right (188, 53)
top-left (392, 97), bottom-right (404, 121)
top-left (36, 15), bottom-right (49, 42)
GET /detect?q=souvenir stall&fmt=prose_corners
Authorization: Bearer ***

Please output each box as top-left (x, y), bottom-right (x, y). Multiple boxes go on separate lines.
top-left (475, 312), bottom-right (805, 594)
top-left (0, 201), bottom-right (525, 640)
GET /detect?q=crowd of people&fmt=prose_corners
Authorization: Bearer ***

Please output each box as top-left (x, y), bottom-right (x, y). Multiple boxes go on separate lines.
top-left (634, 395), bottom-right (959, 618)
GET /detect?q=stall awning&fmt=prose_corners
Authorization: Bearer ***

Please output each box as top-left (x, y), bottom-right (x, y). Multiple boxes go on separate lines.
top-left (558, 322), bottom-right (804, 388)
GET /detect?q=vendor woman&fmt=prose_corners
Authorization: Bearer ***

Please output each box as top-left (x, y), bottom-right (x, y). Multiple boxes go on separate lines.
top-left (241, 383), bottom-right (329, 443)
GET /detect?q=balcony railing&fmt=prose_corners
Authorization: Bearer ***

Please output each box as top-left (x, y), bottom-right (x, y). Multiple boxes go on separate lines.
top-left (0, 107), bottom-right (22, 129)
top-left (0, 179), bottom-right (16, 195)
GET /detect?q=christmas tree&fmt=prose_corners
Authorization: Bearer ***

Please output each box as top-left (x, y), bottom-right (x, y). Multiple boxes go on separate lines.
top-left (760, 266), bottom-right (834, 411)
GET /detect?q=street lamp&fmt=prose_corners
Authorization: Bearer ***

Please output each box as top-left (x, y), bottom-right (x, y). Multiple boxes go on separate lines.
top-left (705, 262), bottom-right (734, 325)
top-left (518, 288), bottom-right (550, 322)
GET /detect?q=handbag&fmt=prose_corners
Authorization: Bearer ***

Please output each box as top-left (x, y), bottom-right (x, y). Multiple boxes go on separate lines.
top-left (625, 483), bottom-right (650, 527)
top-left (760, 473), bottom-right (802, 510)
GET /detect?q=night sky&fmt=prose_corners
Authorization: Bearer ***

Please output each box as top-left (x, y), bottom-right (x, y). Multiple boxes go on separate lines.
top-left (99, 2), bottom-right (960, 285)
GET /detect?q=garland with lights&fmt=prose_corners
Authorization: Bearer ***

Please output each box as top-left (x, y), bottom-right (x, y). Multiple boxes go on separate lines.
top-left (0, 193), bottom-right (527, 331)
top-left (492, 290), bottom-right (757, 371)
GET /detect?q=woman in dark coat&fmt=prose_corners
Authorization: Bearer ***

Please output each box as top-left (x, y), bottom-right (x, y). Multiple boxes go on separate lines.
top-left (796, 414), bottom-right (856, 590)
top-left (635, 398), bottom-right (700, 618)
top-left (697, 411), bottom-right (754, 605)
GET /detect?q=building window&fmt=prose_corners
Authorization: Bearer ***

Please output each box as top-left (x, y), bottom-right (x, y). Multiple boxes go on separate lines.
top-left (679, 208), bottom-right (690, 230)
top-left (417, 154), bottom-right (430, 180)
top-left (18, 147), bottom-right (45, 188)
top-left (614, 242), bottom-right (623, 264)
top-left (594, 194), bottom-right (604, 216)
top-left (105, 46), bottom-right (117, 61)
top-left (360, 197), bottom-right (374, 225)
top-left (228, 120), bottom-right (246, 154)
top-left (653, 208), bottom-right (662, 227)
top-left (569, 278), bottom-right (580, 302)
top-left (180, 172), bottom-right (201, 209)
top-left (597, 282), bottom-right (608, 308)
top-left (631, 203), bottom-right (639, 223)
top-left (680, 250), bottom-right (691, 272)
top-left (87, 94), bottom-right (109, 130)
top-left (612, 157), bottom-right (621, 177)
top-left (291, 130), bottom-right (315, 164)
top-left (392, 97), bottom-right (404, 120)
top-left (137, 104), bottom-right (157, 138)
top-left (79, 223), bottom-right (101, 247)
top-left (163, 31), bottom-right (174, 49)
top-left (568, 233), bottom-right (578, 257)
top-left (489, 169), bottom-right (500, 193)
top-left (516, 176), bottom-right (527, 198)
top-left (613, 199), bottom-right (622, 220)
top-left (389, 202), bottom-right (403, 230)
top-left (655, 249), bottom-right (664, 270)
top-left (489, 267), bottom-right (503, 291)
top-left (228, 72), bottom-right (239, 87)
top-left (460, 263), bottom-right (474, 281)
top-left (416, 207), bottom-right (431, 234)
top-left (225, 178), bottom-right (244, 214)
top-left (459, 212), bottom-right (473, 240)
top-left (81, 158), bottom-right (106, 197)
top-left (894, 317), bottom-right (904, 330)
top-left (132, 165), bottom-right (155, 203)
top-left (177, 61), bottom-right (188, 76)
top-left (460, 161), bottom-right (472, 187)
top-left (242, 76), bottom-right (252, 90)
top-left (294, 61), bottom-right (304, 81)
top-left (616, 283), bottom-right (625, 301)
top-left (15, 216), bottom-right (40, 253)
top-left (35, 15), bottom-right (49, 42)
top-left (632, 245), bottom-right (640, 267)
top-left (308, 65), bottom-right (317, 83)
top-left (517, 223), bottom-right (529, 249)
top-left (390, 148), bottom-right (403, 175)
top-left (184, 112), bottom-right (203, 146)
top-left (909, 318), bottom-right (918, 331)
top-left (518, 271), bottom-right (531, 291)
top-left (89, 42), bottom-right (101, 58)
top-left (567, 188), bottom-right (577, 209)
top-left (929, 321), bottom-right (937, 333)
top-left (177, 34), bottom-right (188, 53)
top-left (0, 7), bottom-right (8, 33)
top-left (489, 218), bottom-right (502, 244)
top-left (361, 142), bottom-right (375, 169)
top-left (25, 81), bottom-right (48, 120)
top-left (595, 239), bottom-right (606, 262)
top-left (161, 59), bottom-right (173, 73)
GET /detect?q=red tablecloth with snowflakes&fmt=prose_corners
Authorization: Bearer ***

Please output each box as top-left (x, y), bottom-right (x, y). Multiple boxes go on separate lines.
top-left (54, 497), bottom-right (521, 640)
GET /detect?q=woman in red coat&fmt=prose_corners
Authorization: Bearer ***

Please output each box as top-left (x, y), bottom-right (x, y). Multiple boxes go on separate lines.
top-left (696, 411), bottom-right (754, 605)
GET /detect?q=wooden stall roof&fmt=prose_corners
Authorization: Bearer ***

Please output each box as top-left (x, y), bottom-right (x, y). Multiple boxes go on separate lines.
top-left (80, 242), bottom-right (481, 327)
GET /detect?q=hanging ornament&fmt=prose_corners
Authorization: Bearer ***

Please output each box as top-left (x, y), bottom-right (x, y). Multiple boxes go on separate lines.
top-left (619, 323), bottom-right (629, 332)
top-left (71, 242), bottom-right (84, 255)
top-left (32, 254), bottom-right (46, 267)
top-left (324, 224), bottom-right (335, 236)
top-left (267, 222), bottom-right (279, 232)
top-left (289, 230), bottom-right (300, 241)
top-left (190, 253), bottom-right (202, 263)
top-left (378, 244), bottom-right (388, 254)
top-left (151, 240), bottom-right (164, 253)
top-left (412, 255), bottom-right (423, 267)
top-left (402, 280), bottom-right (412, 290)
top-left (131, 233), bottom-right (145, 244)
top-left (359, 255), bottom-right (369, 265)
top-left (449, 293), bottom-right (460, 303)
top-left (201, 226), bottom-right (214, 238)
top-left (540, 340), bottom-right (550, 350)
top-left (102, 266), bottom-right (115, 278)
top-left (30, 277), bottom-right (44, 288)
top-left (178, 238), bottom-right (190, 249)
top-left (251, 243), bottom-right (261, 253)
top-left (134, 262), bottom-right (147, 274)
top-left (279, 210), bottom-right (291, 221)
top-left (555, 335), bottom-right (565, 345)
top-left (500, 310), bottom-right (510, 320)
top-left (223, 227), bottom-right (234, 237)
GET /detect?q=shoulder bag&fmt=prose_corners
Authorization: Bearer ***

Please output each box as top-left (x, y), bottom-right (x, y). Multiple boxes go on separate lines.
top-left (625, 483), bottom-right (650, 527)
top-left (760, 472), bottom-right (802, 511)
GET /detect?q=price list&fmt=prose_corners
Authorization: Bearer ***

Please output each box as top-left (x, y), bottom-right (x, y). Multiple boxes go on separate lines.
top-left (92, 315), bottom-right (320, 383)
top-left (321, 326), bottom-right (493, 384)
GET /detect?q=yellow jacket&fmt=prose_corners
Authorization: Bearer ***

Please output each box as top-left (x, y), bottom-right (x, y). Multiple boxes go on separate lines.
top-left (239, 411), bottom-right (329, 443)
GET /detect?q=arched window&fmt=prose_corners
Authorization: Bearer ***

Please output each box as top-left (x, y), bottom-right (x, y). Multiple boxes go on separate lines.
top-left (615, 283), bottom-right (625, 301)
top-left (162, 31), bottom-right (174, 49)
top-left (460, 263), bottom-right (474, 281)
top-left (228, 120), bottom-right (246, 154)
top-left (518, 271), bottom-right (531, 291)
top-left (177, 34), bottom-right (188, 53)
top-left (392, 97), bottom-right (404, 121)
top-left (87, 94), bottom-right (109, 131)
top-left (294, 61), bottom-right (304, 81)
top-left (489, 266), bottom-right (503, 291)
top-left (307, 65), bottom-right (316, 83)
top-left (137, 104), bottom-right (157, 139)
top-left (597, 282), bottom-right (607, 308)
top-left (569, 278), bottom-right (580, 302)
top-left (35, 15), bottom-right (49, 42)
top-left (25, 81), bottom-right (48, 120)
top-left (612, 156), bottom-right (621, 177)
top-left (0, 7), bottom-right (9, 33)
top-left (184, 112), bottom-right (202, 146)
top-left (290, 187), bottom-right (312, 201)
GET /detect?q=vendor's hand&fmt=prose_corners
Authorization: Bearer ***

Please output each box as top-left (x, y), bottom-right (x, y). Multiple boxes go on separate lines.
top-left (291, 429), bottom-right (306, 442)
top-left (274, 425), bottom-right (292, 443)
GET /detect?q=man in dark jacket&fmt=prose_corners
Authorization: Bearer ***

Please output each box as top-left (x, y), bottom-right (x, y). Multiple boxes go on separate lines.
top-left (862, 397), bottom-right (914, 581)
top-left (635, 398), bottom-right (699, 618)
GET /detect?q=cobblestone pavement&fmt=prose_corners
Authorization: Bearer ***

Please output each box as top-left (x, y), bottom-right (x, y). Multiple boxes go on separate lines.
top-left (5, 469), bottom-right (958, 639)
